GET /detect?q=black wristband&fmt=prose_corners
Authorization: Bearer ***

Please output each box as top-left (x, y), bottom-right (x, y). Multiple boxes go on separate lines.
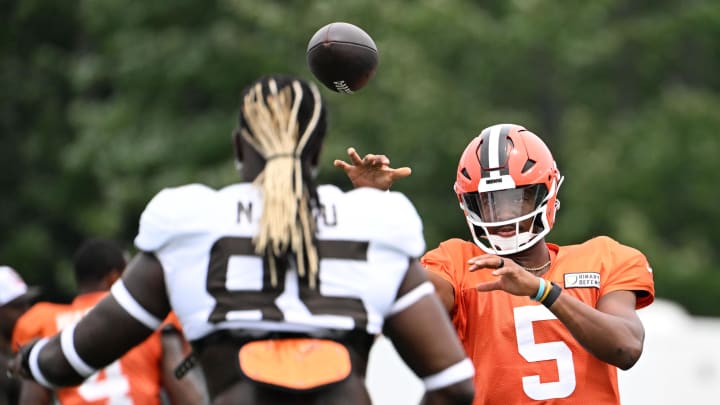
top-left (541, 282), bottom-right (562, 308)
top-left (174, 353), bottom-right (197, 380)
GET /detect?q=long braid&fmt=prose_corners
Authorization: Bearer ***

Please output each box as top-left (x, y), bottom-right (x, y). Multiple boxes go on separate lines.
top-left (239, 78), bottom-right (323, 287)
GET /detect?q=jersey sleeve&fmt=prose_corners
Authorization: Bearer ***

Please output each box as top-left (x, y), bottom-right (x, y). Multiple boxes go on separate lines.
top-left (598, 236), bottom-right (655, 309)
top-left (134, 184), bottom-right (215, 252)
top-left (421, 239), bottom-right (468, 339)
top-left (421, 240), bottom-right (462, 287)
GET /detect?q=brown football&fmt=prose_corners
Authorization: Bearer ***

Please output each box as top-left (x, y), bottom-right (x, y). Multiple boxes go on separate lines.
top-left (306, 22), bottom-right (379, 94)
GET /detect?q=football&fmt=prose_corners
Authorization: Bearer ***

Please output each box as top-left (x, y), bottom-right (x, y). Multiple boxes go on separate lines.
top-left (306, 22), bottom-right (379, 94)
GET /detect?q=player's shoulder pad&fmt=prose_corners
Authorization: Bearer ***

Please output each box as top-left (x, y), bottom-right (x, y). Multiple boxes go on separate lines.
top-left (135, 183), bottom-right (217, 252)
top-left (583, 235), bottom-right (647, 262)
top-left (584, 235), bottom-right (632, 251)
top-left (581, 235), bottom-right (618, 249)
top-left (346, 187), bottom-right (425, 258)
top-left (421, 238), bottom-right (469, 270)
top-left (436, 238), bottom-right (469, 250)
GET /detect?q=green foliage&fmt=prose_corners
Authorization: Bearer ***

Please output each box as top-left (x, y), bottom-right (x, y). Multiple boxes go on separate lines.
top-left (2, 0), bottom-right (719, 314)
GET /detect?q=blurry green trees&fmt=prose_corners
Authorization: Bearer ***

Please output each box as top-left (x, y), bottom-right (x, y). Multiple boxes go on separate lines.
top-left (2, 0), bottom-right (719, 315)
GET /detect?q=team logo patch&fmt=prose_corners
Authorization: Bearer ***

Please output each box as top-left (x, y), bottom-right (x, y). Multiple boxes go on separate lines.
top-left (563, 272), bottom-right (600, 289)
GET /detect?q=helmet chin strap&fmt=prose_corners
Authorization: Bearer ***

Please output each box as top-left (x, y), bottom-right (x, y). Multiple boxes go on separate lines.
top-left (467, 205), bottom-right (551, 255)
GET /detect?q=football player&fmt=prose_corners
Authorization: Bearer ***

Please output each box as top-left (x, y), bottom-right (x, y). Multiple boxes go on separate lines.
top-left (334, 123), bottom-right (655, 404)
top-left (12, 238), bottom-right (206, 405)
top-left (9, 75), bottom-right (475, 405)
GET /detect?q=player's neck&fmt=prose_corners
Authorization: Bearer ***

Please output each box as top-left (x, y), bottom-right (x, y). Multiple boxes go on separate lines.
top-left (510, 241), bottom-right (551, 276)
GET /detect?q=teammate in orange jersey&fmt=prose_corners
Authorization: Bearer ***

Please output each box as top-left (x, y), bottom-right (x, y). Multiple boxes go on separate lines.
top-left (12, 238), bottom-right (207, 405)
top-left (334, 123), bottom-right (655, 404)
top-left (8, 75), bottom-right (474, 405)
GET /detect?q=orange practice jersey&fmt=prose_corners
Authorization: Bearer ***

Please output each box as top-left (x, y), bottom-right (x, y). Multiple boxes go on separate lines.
top-left (421, 236), bottom-right (655, 405)
top-left (12, 292), bottom-right (168, 405)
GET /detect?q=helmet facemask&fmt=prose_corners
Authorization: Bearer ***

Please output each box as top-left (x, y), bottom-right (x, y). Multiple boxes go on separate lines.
top-left (459, 180), bottom-right (562, 255)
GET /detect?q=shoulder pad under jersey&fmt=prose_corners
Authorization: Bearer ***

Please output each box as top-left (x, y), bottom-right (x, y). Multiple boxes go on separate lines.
top-left (342, 187), bottom-right (425, 258)
top-left (134, 183), bottom-right (217, 252)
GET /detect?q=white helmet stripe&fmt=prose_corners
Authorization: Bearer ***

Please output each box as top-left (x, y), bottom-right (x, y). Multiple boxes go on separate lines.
top-left (488, 125), bottom-right (502, 178)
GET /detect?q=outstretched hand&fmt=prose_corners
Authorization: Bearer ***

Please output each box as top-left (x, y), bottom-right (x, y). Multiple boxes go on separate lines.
top-left (468, 255), bottom-right (542, 297)
top-left (333, 147), bottom-right (412, 190)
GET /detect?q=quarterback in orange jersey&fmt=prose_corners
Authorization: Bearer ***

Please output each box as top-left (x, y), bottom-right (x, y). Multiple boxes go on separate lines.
top-left (335, 123), bottom-right (655, 404)
top-left (12, 239), bottom-right (206, 405)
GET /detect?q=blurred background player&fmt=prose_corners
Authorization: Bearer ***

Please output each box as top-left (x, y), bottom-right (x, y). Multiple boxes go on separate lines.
top-left (12, 238), bottom-right (207, 405)
top-left (0, 266), bottom-right (40, 405)
top-left (335, 123), bottom-right (655, 404)
top-left (9, 75), bottom-right (475, 404)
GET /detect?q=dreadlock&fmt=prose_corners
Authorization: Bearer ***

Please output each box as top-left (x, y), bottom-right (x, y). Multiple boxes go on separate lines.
top-left (238, 76), bottom-right (325, 288)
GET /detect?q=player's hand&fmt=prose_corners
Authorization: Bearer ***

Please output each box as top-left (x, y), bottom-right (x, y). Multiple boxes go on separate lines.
top-left (333, 147), bottom-right (411, 190)
top-left (468, 255), bottom-right (542, 297)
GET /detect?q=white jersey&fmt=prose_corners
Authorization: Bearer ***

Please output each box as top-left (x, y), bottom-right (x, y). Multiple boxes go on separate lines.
top-left (134, 183), bottom-right (425, 341)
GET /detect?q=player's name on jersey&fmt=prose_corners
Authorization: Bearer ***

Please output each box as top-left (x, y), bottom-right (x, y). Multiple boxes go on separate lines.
top-left (236, 201), bottom-right (338, 227)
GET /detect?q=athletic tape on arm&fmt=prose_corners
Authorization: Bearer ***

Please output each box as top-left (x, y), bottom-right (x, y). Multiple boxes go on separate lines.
top-left (110, 280), bottom-right (163, 330)
top-left (422, 358), bottom-right (475, 391)
top-left (60, 322), bottom-right (96, 377)
top-left (388, 281), bottom-right (435, 316)
top-left (28, 338), bottom-right (56, 389)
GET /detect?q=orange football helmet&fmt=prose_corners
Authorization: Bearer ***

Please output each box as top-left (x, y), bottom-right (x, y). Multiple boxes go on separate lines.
top-left (454, 124), bottom-right (563, 255)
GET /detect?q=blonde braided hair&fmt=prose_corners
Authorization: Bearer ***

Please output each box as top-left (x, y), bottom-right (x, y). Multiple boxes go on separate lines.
top-left (239, 78), bottom-right (323, 288)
